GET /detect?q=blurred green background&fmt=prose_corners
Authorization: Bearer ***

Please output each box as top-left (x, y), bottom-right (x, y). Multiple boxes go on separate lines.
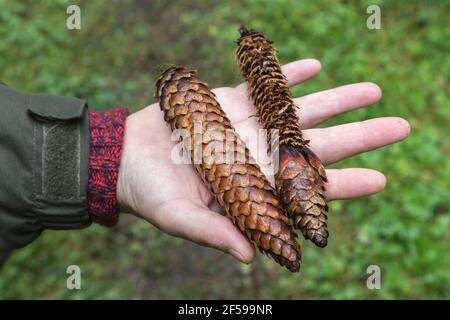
top-left (0, 0), bottom-right (449, 299)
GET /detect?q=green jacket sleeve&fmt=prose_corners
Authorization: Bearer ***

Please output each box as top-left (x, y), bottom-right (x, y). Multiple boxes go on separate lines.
top-left (0, 83), bottom-right (91, 264)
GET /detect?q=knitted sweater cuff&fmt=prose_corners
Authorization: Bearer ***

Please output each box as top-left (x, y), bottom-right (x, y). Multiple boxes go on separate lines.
top-left (87, 108), bottom-right (129, 227)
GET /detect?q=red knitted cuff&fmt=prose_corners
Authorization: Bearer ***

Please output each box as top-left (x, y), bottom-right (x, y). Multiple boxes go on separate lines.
top-left (88, 107), bottom-right (129, 227)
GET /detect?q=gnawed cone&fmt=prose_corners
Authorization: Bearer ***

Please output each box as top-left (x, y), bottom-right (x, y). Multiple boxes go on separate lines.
top-left (236, 27), bottom-right (329, 247)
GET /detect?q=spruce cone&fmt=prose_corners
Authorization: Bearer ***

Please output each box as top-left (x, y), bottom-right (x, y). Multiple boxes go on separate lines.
top-left (236, 27), bottom-right (329, 247)
top-left (155, 66), bottom-right (301, 272)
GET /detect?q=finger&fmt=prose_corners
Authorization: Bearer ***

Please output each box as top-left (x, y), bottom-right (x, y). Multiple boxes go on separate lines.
top-left (149, 203), bottom-right (255, 263)
top-left (306, 117), bottom-right (411, 165)
top-left (236, 58), bottom-right (321, 91)
top-left (296, 82), bottom-right (383, 129)
top-left (282, 58), bottom-right (322, 87)
top-left (325, 168), bottom-right (386, 200)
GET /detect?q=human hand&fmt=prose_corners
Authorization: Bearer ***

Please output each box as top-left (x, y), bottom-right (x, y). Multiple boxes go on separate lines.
top-left (117, 59), bottom-right (410, 264)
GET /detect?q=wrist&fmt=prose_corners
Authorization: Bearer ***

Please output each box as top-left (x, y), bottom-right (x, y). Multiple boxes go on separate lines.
top-left (116, 159), bottom-right (135, 215)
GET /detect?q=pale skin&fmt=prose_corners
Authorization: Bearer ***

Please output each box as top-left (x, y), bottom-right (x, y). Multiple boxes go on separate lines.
top-left (117, 59), bottom-right (411, 263)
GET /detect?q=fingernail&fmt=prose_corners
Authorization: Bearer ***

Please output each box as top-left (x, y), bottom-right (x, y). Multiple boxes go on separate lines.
top-left (229, 249), bottom-right (247, 263)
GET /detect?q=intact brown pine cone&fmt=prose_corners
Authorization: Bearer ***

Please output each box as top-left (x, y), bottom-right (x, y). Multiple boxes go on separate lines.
top-left (236, 27), bottom-right (329, 247)
top-left (155, 66), bottom-right (301, 272)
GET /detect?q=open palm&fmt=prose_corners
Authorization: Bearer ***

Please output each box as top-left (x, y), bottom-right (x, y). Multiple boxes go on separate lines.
top-left (117, 59), bottom-right (410, 264)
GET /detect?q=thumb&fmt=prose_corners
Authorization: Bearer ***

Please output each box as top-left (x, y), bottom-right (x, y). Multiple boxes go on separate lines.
top-left (143, 202), bottom-right (256, 264)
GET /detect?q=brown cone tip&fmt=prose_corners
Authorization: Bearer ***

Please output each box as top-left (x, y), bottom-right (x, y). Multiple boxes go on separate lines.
top-left (278, 145), bottom-right (329, 248)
